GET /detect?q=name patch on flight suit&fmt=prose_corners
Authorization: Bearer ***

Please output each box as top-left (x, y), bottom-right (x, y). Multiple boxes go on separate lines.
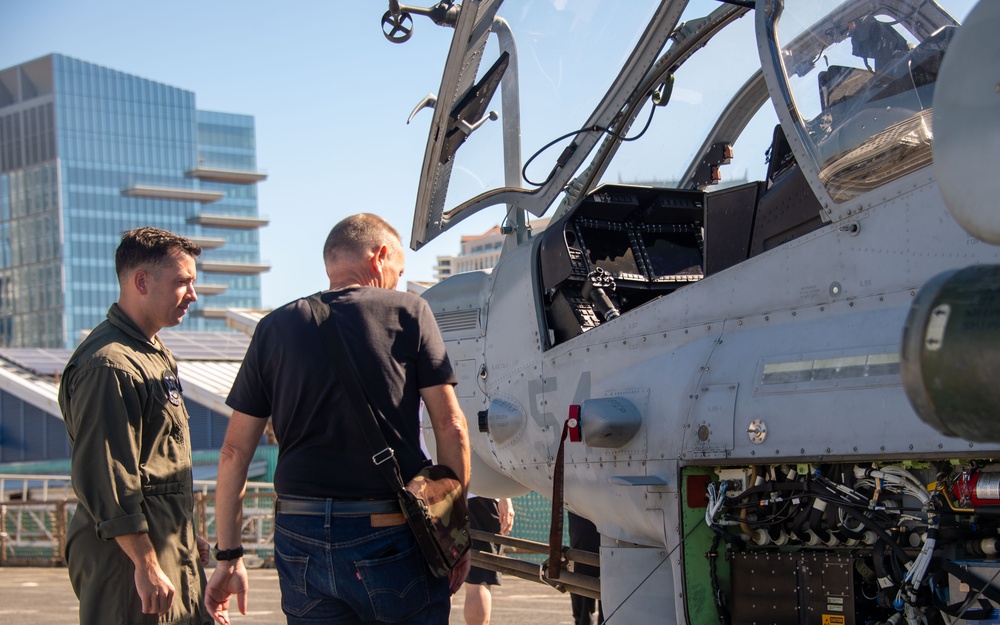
top-left (161, 369), bottom-right (182, 406)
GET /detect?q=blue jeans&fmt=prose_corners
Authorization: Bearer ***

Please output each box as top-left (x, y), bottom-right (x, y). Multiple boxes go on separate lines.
top-left (274, 506), bottom-right (450, 624)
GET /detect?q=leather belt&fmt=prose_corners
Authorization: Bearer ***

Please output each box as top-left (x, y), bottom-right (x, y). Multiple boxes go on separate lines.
top-left (275, 498), bottom-right (405, 528)
top-left (275, 498), bottom-right (401, 516)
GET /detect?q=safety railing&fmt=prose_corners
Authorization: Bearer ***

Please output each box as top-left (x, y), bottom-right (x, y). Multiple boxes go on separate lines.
top-left (2, 475), bottom-right (572, 579)
top-left (0, 474), bottom-right (276, 566)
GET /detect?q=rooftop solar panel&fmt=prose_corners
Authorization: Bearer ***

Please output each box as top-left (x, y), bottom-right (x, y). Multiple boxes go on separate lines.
top-left (158, 331), bottom-right (250, 361)
top-left (0, 331), bottom-right (248, 379)
top-left (0, 349), bottom-right (75, 376)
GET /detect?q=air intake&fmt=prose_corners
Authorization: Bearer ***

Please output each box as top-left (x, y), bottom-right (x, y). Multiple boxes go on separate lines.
top-left (434, 309), bottom-right (480, 334)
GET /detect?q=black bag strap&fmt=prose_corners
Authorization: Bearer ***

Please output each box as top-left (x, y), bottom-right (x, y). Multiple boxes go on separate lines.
top-left (305, 292), bottom-right (407, 494)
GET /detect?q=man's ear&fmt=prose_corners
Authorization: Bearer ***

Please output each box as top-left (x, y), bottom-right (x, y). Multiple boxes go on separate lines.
top-left (132, 269), bottom-right (148, 296)
top-left (371, 245), bottom-right (389, 274)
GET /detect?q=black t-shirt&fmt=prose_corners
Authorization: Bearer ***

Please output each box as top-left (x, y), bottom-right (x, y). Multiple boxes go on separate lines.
top-left (226, 287), bottom-right (456, 498)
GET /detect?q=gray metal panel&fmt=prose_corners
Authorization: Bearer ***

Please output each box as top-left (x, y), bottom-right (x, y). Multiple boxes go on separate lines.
top-left (703, 182), bottom-right (763, 275)
top-left (683, 383), bottom-right (737, 458)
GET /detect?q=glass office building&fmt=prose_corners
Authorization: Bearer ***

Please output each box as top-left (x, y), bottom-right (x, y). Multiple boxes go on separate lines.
top-left (0, 54), bottom-right (268, 348)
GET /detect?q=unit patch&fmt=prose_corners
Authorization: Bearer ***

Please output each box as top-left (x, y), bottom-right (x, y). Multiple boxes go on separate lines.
top-left (162, 369), bottom-right (182, 406)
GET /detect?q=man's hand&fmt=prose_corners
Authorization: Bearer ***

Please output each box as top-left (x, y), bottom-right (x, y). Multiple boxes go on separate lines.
top-left (134, 560), bottom-right (176, 616)
top-left (498, 498), bottom-right (515, 536)
top-left (196, 535), bottom-right (211, 565)
top-left (209, 410), bottom-right (265, 623)
top-left (205, 559), bottom-right (250, 625)
top-left (448, 550), bottom-right (472, 595)
top-left (114, 533), bottom-right (175, 616)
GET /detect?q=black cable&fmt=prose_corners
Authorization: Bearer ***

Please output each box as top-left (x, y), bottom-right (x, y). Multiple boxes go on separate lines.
top-left (708, 533), bottom-right (731, 625)
top-left (522, 98), bottom-right (658, 187)
top-left (872, 540), bottom-right (898, 584)
top-left (732, 504), bottom-right (797, 528)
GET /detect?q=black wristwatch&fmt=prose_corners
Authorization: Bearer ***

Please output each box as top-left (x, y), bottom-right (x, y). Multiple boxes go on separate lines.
top-left (214, 544), bottom-right (245, 561)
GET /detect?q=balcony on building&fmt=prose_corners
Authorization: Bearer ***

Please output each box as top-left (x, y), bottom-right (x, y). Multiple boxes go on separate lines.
top-left (198, 260), bottom-right (271, 275)
top-left (123, 185), bottom-right (224, 203)
top-left (193, 283), bottom-right (228, 296)
top-left (188, 214), bottom-right (269, 229)
top-left (196, 308), bottom-right (231, 319)
top-left (187, 167), bottom-right (268, 184)
top-left (188, 236), bottom-right (226, 250)
top-left (225, 309), bottom-right (268, 335)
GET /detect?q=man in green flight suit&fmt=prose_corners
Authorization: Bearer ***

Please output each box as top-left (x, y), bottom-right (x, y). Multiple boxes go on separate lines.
top-left (59, 227), bottom-right (213, 625)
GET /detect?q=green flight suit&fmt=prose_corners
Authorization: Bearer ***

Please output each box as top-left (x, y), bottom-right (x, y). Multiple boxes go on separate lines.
top-left (59, 304), bottom-right (210, 625)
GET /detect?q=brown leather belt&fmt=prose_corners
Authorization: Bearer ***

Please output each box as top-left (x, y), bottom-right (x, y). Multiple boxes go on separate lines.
top-left (274, 498), bottom-right (406, 527)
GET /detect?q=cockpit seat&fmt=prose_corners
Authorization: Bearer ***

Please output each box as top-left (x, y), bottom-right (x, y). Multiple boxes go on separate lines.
top-left (815, 25), bottom-right (956, 167)
top-left (748, 125), bottom-right (824, 257)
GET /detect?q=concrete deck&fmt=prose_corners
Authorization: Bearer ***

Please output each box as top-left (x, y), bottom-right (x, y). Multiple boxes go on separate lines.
top-left (0, 566), bottom-right (583, 624)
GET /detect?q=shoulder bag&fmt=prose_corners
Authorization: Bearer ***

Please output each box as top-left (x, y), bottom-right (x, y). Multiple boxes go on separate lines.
top-left (306, 293), bottom-right (470, 578)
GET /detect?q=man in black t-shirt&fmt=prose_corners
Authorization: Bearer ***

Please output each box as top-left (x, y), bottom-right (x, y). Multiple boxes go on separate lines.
top-left (205, 214), bottom-right (471, 625)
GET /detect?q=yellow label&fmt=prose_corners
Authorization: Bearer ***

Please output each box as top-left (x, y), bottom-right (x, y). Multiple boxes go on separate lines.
top-left (823, 615), bottom-right (846, 625)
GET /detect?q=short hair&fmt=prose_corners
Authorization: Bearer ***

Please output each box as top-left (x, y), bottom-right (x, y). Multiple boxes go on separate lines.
top-left (323, 214), bottom-right (401, 265)
top-left (115, 227), bottom-right (202, 280)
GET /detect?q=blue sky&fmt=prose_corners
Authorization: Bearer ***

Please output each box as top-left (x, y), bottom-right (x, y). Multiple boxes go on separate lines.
top-left (0, 0), bottom-right (780, 308)
top-left (4, 1), bottom-right (975, 307)
top-left (1, 0), bottom-right (475, 307)
top-left (2, 0), bottom-right (755, 309)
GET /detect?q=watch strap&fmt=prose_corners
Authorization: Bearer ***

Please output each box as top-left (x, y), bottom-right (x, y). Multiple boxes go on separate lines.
top-left (214, 544), bottom-right (244, 561)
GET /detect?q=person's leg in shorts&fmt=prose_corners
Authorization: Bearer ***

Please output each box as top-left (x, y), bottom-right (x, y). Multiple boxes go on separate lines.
top-left (464, 497), bottom-right (502, 625)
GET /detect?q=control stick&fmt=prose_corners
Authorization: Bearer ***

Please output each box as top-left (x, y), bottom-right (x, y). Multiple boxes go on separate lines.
top-left (581, 267), bottom-right (621, 322)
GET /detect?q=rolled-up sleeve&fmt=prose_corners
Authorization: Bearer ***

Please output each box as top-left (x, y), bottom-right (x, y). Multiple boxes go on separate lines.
top-left (64, 363), bottom-right (149, 540)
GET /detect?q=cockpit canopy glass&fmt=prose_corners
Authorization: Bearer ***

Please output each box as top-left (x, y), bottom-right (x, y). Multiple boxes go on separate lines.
top-left (431, 2), bottom-right (660, 224)
top-left (765, 0), bottom-right (973, 203)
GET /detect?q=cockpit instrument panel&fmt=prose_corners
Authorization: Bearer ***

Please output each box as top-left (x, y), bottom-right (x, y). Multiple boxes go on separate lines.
top-left (539, 184), bottom-right (705, 346)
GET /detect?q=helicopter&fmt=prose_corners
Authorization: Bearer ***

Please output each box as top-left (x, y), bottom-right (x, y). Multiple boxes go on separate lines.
top-left (386, 0), bottom-right (1000, 623)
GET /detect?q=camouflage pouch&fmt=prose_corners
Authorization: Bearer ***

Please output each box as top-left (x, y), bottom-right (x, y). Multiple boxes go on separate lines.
top-left (398, 464), bottom-right (471, 578)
